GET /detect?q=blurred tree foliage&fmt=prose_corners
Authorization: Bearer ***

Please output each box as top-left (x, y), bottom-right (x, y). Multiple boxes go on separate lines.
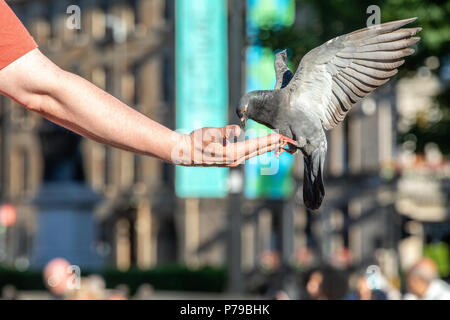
top-left (256, 0), bottom-right (450, 155)
top-left (0, 265), bottom-right (227, 294)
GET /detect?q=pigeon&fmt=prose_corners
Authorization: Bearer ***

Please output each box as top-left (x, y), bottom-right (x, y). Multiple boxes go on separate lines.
top-left (237, 18), bottom-right (421, 210)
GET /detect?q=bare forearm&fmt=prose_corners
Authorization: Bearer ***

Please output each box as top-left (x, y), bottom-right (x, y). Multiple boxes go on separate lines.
top-left (0, 49), bottom-right (285, 167)
top-left (37, 69), bottom-right (180, 162)
top-left (0, 50), bottom-right (181, 162)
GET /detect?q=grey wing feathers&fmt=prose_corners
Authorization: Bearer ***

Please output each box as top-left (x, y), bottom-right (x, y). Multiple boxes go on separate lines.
top-left (288, 18), bottom-right (421, 130)
top-left (274, 50), bottom-right (294, 89)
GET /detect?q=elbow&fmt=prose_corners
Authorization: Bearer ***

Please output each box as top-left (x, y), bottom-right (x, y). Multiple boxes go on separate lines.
top-left (22, 68), bottom-right (65, 114)
top-left (0, 78), bottom-right (49, 113)
top-left (0, 49), bottom-right (62, 114)
top-left (23, 93), bottom-right (45, 113)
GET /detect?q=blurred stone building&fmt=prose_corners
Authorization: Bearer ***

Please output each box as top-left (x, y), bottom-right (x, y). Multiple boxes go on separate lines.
top-left (0, 0), bottom-right (179, 270)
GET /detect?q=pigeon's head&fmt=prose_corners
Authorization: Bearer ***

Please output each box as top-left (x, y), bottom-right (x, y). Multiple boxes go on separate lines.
top-left (236, 91), bottom-right (263, 128)
top-left (274, 49), bottom-right (288, 69)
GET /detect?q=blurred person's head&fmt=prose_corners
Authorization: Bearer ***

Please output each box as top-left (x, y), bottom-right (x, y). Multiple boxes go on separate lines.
top-left (134, 283), bottom-right (154, 300)
top-left (43, 258), bottom-right (72, 296)
top-left (294, 247), bottom-right (315, 269)
top-left (356, 276), bottom-right (372, 300)
top-left (348, 270), bottom-right (389, 300)
top-left (274, 290), bottom-right (290, 300)
top-left (108, 292), bottom-right (127, 300)
top-left (1, 285), bottom-right (18, 300)
top-left (406, 258), bottom-right (439, 298)
top-left (330, 247), bottom-right (353, 269)
top-left (114, 284), bottom-right (130, 299)
top-left (306, 270), bottom-right (323, 299)
top-left (67, 275), bottom-right (106, 300)
top-left (259, 250), bottom-right (281, 273)
top-left (319, 266), bottom-right (349, 300)
top-left (67, 277), bottom-right (94, 300)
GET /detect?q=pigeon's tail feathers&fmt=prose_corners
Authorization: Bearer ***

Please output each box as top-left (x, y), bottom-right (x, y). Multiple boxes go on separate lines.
top-left (303, 146), bottom-right (326, 210)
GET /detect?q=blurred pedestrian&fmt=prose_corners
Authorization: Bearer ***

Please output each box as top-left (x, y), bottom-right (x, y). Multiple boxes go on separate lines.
top-left (133, 284), bottom-right (154, 300)
top-left (109, 284), bottom-right (130, 300)
top-left (405, 258), bottom-right (450, 300)
top-left (1, 285), bottom-right (18, 300)
top-left (346, 272), bottom-right (388, 300)
top-left (274, 290), bottom-right (290, 300)
top-left (43, 258), bottom-right (72, 299)
top-left (319, 266), bottom-right (349, 300)
top-left (67, 275), bottom-right (106, 300)
top-left (304, 266), bottom-right (348, 300)
top-left (305, 269), bottom-right (323, 300)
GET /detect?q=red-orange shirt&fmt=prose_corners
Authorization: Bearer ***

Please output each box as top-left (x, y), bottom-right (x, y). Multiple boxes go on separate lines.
top-left (0, 0), bottom-right (37, 70)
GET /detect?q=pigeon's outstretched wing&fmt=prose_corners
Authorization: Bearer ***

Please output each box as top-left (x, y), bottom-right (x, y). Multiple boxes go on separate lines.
top-left (287, 18), bottom-right (421, 130)
top-left (274, 50), bottom-right (294, 89)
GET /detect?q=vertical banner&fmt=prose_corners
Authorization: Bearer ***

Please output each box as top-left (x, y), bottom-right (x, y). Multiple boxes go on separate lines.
top-left (175, 0), bottom-right (228, 198)
top-left (245, 0), bottom-right (296, 199)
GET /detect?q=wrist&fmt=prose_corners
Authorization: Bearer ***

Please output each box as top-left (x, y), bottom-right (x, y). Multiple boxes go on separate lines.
top-left (166, 132), bottom-right (191, 165)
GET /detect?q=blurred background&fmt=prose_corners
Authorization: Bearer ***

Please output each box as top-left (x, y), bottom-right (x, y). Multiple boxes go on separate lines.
top-left (0, 0), bottom-right (448, 300)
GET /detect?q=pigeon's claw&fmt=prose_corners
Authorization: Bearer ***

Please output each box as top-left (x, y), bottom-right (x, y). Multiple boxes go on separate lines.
top-left (275, 141), bottom-right (289, 158)
top-left (275, 148), bottom-right (289, 158)
top-left (284, 147), bottom-right (297, 155)
top-left (275, 135), bottom-right (298, 157)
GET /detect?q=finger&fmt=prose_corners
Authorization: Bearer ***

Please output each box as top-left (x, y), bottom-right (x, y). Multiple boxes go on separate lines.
top-left (280, 135), bottom-right (297, 146)
top-left (222, 133), bottom-right (283, 166)
top-left (224, 125), bottom-right (241, 140)
top-left (236, 133), bottom-right (283, 158)
top-left (231, 142), bottom-right (281, 166)
top-left (249, 143), bottom-right (280, 159)
top-left (214, 141), bottom-right (281, 167)
top-left (228, 143), bottom-right (280, 167)
top-left (202, 126), bottom-right (239, 144)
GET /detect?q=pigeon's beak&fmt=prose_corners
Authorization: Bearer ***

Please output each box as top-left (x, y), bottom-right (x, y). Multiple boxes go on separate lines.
top-left (240, 116), bottom-right (247, 128)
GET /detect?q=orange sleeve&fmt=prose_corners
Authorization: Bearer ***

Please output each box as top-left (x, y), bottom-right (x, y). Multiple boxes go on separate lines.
top-left (0, 0), bottom-right (38, 70)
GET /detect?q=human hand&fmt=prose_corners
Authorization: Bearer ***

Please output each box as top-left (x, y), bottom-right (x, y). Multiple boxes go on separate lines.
top-left (171, 125), bottom-right (287, 167)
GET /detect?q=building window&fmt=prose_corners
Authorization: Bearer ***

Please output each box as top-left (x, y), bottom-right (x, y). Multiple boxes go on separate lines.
top-left (39, 120), bottom-right (85, 182)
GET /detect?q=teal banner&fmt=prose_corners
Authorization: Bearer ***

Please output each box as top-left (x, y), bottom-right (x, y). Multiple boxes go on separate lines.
top-left (175, 0), bottom-right (228, 198)
top-left (244, 0), bottom-right (296, 200)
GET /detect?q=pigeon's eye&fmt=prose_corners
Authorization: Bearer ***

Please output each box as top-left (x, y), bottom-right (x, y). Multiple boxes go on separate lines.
top-left (241, 109), bottom-right (246, 114)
